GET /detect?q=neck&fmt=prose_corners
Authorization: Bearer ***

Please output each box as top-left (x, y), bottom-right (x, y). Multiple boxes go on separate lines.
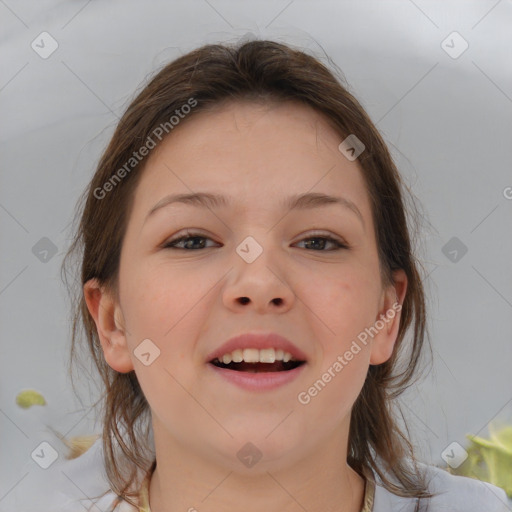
top-left (147, 417), bottom-right (365, 512)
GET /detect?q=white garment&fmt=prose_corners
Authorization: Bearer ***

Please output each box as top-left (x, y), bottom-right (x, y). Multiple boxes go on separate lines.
top-left (6, 438), bottom-right (510, 511)
top-left (372, 462), bottom-right (511, 511)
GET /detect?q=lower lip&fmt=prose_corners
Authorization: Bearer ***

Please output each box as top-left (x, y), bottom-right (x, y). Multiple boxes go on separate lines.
top-left (208, 363), bottom-right (306, 391)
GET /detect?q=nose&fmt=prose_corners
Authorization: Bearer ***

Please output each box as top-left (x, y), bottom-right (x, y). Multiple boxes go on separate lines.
top-left (222, 241), bottom-right (295, 314)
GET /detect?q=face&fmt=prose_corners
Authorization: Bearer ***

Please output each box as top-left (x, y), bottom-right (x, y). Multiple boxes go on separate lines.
top-left (85, 100), bottom-right (406, 474)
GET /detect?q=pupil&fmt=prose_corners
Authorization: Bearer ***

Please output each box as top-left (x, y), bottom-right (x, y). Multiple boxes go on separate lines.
top-left (186, 237), bottom-right (204, 249)
top-left (306, 238), bottom-right (324, 250)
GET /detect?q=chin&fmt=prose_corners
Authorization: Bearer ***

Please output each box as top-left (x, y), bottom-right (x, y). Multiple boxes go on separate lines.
top-left (204, 430), bottom-right (306, 475)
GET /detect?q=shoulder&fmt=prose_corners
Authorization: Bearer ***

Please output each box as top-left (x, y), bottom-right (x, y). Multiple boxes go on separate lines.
top-left (418, 464), bottom-right (510, 511)
top-left (372, 463), bottom-right (510, 512)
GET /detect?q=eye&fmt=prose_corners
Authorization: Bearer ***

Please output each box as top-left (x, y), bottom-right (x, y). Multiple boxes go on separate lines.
top-left (162, 231), bottom-right (349, 251)
top-left (162, 231), bottom-right (219, 250)
top-left (294, 234), bottom-right (349, 251)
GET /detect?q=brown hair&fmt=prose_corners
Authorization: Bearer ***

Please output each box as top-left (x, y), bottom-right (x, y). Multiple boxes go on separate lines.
top-left (62, 38), bottom-right (433, 507)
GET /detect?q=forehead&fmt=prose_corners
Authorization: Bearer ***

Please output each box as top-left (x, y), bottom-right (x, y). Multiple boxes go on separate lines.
top-left (158, 99), bottom-right (344, 160)
top-left (130, 100), bottom-right (373, 227)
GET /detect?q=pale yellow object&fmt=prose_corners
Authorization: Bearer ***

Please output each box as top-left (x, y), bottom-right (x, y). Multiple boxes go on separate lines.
top-left (63, 434), bottom-right (101, 460)
top-left (48, 426), bottom-right (100, 460)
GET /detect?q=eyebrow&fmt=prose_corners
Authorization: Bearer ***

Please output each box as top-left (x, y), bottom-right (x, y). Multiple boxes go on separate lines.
top-left (145, 191), bottom-right (365, 228)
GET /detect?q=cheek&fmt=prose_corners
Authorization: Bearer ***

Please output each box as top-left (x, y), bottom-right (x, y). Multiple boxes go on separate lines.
top-left (302, 266), bottom-right (381, 341)
top-left (300, 268), bottom-right (378, 405)
top-left (119, 261), bottom-right (216, 400)
top-left (120, 260), bottom-right (210, 340)
top-left (297, 344), bottom-right (370, 438)
top-left (119, 263), bottom-right (202, 411)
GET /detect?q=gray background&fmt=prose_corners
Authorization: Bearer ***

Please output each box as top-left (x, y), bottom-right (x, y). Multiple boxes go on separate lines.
top-left (1, 0), bottom-right (511, 509)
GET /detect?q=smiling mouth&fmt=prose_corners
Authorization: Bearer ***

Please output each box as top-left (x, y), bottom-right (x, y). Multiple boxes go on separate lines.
top-left (210, 360), bottom-right (306, 373)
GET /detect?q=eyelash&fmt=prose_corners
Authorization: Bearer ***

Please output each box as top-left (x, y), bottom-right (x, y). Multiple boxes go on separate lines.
top-left (162, 230), bottom-right (349, 252)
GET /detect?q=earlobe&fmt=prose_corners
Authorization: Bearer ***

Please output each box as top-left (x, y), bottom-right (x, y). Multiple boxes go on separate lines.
top-left (369, 269), bottom-right (408, 365)
top-left (83, 278), bottom-right (134, 373)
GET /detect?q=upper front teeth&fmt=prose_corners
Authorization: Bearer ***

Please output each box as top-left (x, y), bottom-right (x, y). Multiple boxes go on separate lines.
top-left (220, 348), bottom-right (295, 364)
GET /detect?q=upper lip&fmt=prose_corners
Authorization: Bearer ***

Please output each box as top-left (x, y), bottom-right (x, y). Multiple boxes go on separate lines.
top-left (206, 331), bottom-right (308, 363)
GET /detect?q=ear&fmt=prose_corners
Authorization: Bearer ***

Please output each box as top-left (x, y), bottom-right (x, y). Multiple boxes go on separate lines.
top-left (83, 278), bottom-right (134, 373)
top-left (369, 269), bottom-right (407, 365)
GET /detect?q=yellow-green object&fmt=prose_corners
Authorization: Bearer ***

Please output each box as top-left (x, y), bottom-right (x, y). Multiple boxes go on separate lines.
top-left (448, 423), bottom-right (512, 498)
top-left (15, 389), bottom-right (46, 409)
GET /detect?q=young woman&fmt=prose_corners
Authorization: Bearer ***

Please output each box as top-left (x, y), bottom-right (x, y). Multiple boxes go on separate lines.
top-left (62, 39), bottom-right (509, 511)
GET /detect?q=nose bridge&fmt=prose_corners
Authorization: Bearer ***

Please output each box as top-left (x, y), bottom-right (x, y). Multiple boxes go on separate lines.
top-left (234, 233), bottom-right (283, 282)
top-left (241, 210), bottom-right (294, 260)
